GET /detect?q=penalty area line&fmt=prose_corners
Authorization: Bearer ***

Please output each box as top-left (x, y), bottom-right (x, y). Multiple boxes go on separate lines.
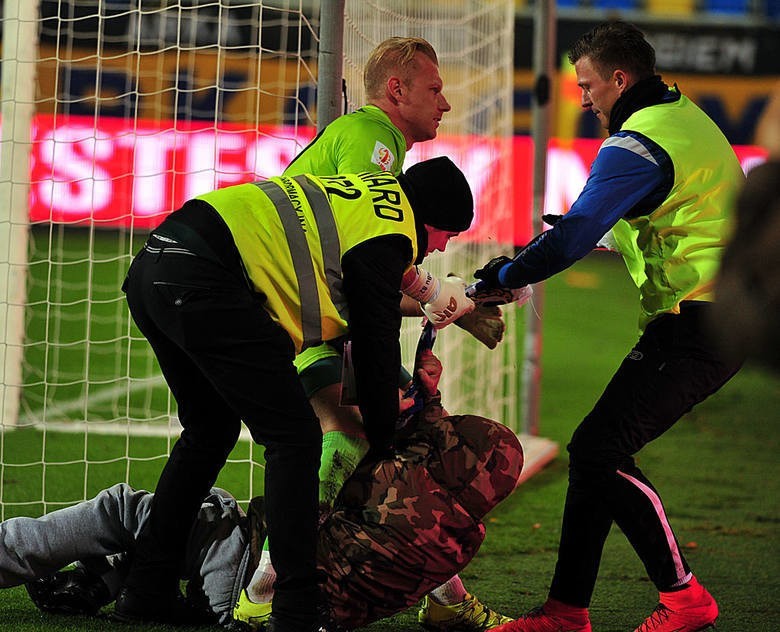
top-left (14, 377), bottom-right (257, 442)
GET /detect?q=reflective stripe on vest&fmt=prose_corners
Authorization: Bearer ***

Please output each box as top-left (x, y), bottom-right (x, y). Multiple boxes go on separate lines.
top-left (252, 179), bottom-right (323, 350)
top-left (292, 175), bottom-right (349, 325)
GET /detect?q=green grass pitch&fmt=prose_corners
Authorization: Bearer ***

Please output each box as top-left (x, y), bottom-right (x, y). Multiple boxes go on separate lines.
top-left (0, 234), bottom-right (777, 631)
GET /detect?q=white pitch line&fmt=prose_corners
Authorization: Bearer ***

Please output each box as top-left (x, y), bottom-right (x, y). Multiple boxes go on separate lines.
top-left (15, 374), bottom-right (255, 440)
top-left (18, 375), bottom-right (168, 424)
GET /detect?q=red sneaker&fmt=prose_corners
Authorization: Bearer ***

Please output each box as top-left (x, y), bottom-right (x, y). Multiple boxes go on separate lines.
top-left (491, 601), bottom-right (591, 632)
top-left (634, 578), bottom-right (718, 632)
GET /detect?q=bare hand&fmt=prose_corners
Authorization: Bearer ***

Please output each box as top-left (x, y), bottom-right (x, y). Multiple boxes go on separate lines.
top-left (415, 349), bottom-right (442, 396)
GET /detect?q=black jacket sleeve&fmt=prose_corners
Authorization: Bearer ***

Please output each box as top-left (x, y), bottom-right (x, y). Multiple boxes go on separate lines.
top-left (341, 234), bottom-right (411, 454)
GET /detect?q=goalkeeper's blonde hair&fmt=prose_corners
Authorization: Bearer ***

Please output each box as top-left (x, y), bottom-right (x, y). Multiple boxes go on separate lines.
top-left (363, 37), bottom-right (439, 101)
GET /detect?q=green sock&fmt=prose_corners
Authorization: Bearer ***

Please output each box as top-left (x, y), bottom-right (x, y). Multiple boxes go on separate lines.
top-left (318, 431), bottom-right (369, 509)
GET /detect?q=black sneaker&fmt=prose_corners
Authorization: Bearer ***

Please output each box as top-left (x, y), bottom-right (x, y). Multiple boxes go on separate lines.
top-left (111, 585), bottom-right (215, 625)
top-left (26, 566), bottom-right (112, 615)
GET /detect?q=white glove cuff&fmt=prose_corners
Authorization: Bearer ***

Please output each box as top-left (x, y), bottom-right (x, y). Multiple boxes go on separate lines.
top-left (401, 266), bottom-right (441, 304)
top-left (421, 276), bottom-right (475, 329)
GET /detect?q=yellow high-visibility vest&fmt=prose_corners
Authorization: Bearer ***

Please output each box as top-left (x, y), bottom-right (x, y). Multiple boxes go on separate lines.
top-left (610, 93), bottom-right (744, 330)
top-left (198, 172), bottom-right (418, 352)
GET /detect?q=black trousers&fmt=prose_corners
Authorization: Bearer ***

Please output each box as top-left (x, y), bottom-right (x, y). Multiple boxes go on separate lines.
top-left (549, 303), bottom-right (742, 607)
top-left (122, 204), bottom-right (321, 626)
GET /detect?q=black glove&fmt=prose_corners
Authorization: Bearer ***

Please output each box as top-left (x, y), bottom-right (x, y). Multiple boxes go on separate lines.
top-left (474, 255), bottom-right (513, 289)
top-left (542, 213), bottom-right (562, 226)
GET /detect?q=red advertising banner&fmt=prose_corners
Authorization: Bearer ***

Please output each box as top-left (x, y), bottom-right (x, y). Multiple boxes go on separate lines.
top-left (29, 114), bottom-right (314, 229)
top-left (22, 114), bottom-right (770, 246)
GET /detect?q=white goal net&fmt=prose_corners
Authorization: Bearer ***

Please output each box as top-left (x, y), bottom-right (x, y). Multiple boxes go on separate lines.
top-left (341, 0), bottom-right (521, 428)
top-left (0, 0), bottom-right (524, 518)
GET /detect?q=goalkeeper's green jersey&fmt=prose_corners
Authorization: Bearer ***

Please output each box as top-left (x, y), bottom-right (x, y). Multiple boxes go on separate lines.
top-left (284, 104), bottom-right (407, 374)
top-left (284, 105), bottom-right (407, 177)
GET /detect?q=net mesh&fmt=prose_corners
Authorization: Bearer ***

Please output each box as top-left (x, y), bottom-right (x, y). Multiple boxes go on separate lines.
top-left (2, 0), bottom-right (322, 516)
top-left (342, 0), bottom-right (520, 427)
top-left (0, 0), bottom-right (520, 518)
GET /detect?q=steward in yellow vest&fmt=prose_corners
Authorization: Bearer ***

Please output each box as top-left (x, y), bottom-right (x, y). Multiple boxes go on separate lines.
top-left (119, 156), bottom-right (473, 631)
top-left (471, 20), bottom-right (744, 632)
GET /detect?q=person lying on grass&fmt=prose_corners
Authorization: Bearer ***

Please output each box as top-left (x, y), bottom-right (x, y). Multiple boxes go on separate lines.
top-left (0, 349), bottom-right (523, 631)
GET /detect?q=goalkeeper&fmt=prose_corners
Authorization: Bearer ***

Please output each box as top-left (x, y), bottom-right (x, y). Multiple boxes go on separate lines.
top-left (243, 35), bottom-right (507, 632)
top-left (474, 21), bottom-right (744, 632)
top-left (4, 348), bottom-right (523, 631)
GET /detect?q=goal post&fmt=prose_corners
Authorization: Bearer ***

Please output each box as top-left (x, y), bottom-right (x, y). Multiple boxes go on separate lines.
top-left (1, 0), bottom-right (40, 430)
top-left (316, 0), bottom-right (346, 132)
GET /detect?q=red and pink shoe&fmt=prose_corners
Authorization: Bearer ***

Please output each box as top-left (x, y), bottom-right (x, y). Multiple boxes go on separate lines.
top-left (634, 577), bottom-right (718, 632)
top-left (491, 598), bottom-right (591, 632)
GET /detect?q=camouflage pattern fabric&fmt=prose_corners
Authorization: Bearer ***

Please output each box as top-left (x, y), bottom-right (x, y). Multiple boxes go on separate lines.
top-left (317, 403), bottom-right (523, 629)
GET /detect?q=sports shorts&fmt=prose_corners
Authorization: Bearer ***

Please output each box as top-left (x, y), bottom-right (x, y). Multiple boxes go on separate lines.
top-left (295, 342), bottom-right (412, 399)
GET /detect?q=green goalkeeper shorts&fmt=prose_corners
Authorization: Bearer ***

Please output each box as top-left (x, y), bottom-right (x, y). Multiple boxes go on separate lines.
top-left (295, 342), bottom-right (412, 399)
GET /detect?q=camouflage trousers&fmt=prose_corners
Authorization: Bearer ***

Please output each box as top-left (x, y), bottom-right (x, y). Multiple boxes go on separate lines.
top-left (317, 412), bottom-right (524, 629)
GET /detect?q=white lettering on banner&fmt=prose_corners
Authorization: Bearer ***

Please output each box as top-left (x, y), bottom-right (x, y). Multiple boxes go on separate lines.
top-left (652, 33), bottom-right (757, 74)
top-left (33, 126), bottom-right (113, 216)
top-left (185, 131), bottom-right (249, 199)
top-left (247, 133), bottom-right (311, 183)
top-left (741, 154), bottom-right (767, 174)
top-left (127, 132), bottom-right (178, 215)
top-left (17, 115), bottom-right (768, 239)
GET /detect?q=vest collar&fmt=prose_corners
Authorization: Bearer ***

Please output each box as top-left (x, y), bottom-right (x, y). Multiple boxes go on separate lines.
top-left (609, 75), bottom-right (677, 135)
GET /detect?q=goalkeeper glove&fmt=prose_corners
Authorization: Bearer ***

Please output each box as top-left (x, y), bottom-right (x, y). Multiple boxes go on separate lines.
top-left (455, 304), bottom-right (504, 349)
top-left (421, 276), bottom-right (475, 329)
top-left (401, 265), bottom-right (440, 303)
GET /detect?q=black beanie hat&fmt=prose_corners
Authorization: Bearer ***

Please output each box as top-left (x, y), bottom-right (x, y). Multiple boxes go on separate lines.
top-left (399, 156), bottom-right (474, 232)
